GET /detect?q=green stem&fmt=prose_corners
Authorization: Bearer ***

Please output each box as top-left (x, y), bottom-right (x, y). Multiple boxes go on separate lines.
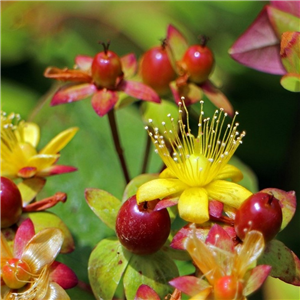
top-left (141, 132), bottom-right (151, 174)
top-left (107, 110), bottom-right (130, 184)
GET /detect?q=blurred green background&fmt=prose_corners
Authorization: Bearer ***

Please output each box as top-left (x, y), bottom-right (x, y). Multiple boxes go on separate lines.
top-left (2, 1), bottom-right (299, 299)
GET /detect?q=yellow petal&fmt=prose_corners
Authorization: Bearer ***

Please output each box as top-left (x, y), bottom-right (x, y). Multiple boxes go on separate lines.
top-left (23, 122), bottom-right (40, 147)
top-left (215, 164), bottom-right (243, 183)
top-left (159, 168), bottom-right (177, 179)
top-left (178, 187), bottom-right (209, 224)
top-left (206, 180), bottom-right (252, 209)
top-left (27, 154), bottom-right (60, 171)
top-left (44, 282), bottom-right (70, 300)
top-left (189, 287), bottom-right (212, 300)
top-left (39, 127), bottom-right (78, 155)
top-left (21, 228), bottom-right (63, 273)
top-left (136, 178), bottom-right (187, 203)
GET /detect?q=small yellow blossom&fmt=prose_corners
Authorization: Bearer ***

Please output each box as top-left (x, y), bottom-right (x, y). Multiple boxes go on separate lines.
top-left (137, 101), bottom-right (252, 223)
top-left (1, 112), bottom-right (78, 179)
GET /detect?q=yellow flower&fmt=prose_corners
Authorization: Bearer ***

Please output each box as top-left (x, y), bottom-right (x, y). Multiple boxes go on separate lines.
top-left (1, 112), bottom-right (78, 179)
top-left (137, 101), bottom-right (252, 224)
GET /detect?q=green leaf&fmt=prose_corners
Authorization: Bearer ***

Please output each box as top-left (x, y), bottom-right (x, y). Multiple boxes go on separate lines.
top-left (18, 178), bottom-right (46, 205)
top-left (123, 250), bottom-right (179, 300)
top-left (88, 237), bottom-right (132, 300)
top-left (280, 73), bottom-right (300, 92)
top-left (85, 188), bottom-right (121, 231)
top-left (258, 239), bottom-right (300, 285)
top-left (20, 211), bottom-right (75, 254)
top-left (260, 188), bottom-right (296, 230)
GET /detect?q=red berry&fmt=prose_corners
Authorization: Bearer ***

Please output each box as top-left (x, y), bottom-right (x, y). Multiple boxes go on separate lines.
top-left (139, 42), bottom-right (176, 96)
top-left (1, 177), bottom-right (23, 228)
top-left (214, 275), bottom-right (243, 300)
top-left (116, 195), bottom-right (171, 255)
top-left (180, 43), bottom-right (214, 84)
top-left (234, 192), bottom-right (283, 242)
top-left (2, 258), bottom-right (31, 289)
top-left (91, 44), bottom-right (123, 89)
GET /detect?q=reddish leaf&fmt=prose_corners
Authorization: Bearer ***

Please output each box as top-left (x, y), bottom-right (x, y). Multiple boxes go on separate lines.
top-left (271, 0), bottom-right (300, 18)
top-left (205, 224), bottom-right (234, 252)
top-left (134, 284), bottom-right (160, 300)
top-left (154, 198), bottom-right (178, 211)
top-left (166, 24), bottom-right (189, 71)
top-left (243, 265), bottom-right (272, 296)
top-left (91, 89), bottom-right (119, 116)
top-left (75, 55), bottom-right (93, 71)
top-left (169, 276), bottom-right (211, 297)
top-left (44, 67), bottom-right (92, 82)
top-left (38, 165), bottom-right (77, 177)
top-left (121, 53), bottom-right (137, 78)
top-left (119, 80), bottom-right (160, 103)
top-left (208, 200), bottom-right (223, 219)
top-left (49, 261), bottom-right (78, 289)
top-left (229, 6), bottom-right (286, 75)
top-left (17, 166), bottom-right (37, 178)
top-left (14, 218), bottom-right (35, 259)
top-left (201, 80), bottom-right (234, 117)
top-left (51, 83), bottom-right (97, 106)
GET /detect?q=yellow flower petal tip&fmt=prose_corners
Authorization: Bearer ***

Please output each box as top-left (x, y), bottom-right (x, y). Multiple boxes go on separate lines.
top-left (138, 101), bottom-right (251, 223)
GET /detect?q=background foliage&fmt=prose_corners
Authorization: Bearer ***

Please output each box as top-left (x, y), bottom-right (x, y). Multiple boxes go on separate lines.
top-left (2, 1), bottom-right (300, 299)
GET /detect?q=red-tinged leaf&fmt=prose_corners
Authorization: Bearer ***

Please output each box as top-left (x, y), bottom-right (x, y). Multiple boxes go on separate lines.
top-left (271, 0), bottom-right (300, 18)
top-left (22, 192), bottom-right (67, 212)
top-left (280, 32), bottom-right (300, 74)
top-left (49, 261), bottom-right (78, 289)
top-left (44, 67), bottom-right (92, 82)
top-left (208, 200), bottom-right (223, 218)
top-left (267, 6), bottom-right (300, 37)
top-left (75, 55), bottom-right (93, 71)
top-left (51, 83), bottom-right (97, 106)
top-left (169, 276), bottom-right (211, 297)
top-left (166, 24), bottom-right (189, 71)
top-left (243, 265), bottom-right (272, 296)
top-left (169, 81), bottom-right (203, 106)
top-left (119, 80), bottom-right (161, 103)
top-left (134, 284), bottom-right (160, 300)
top-left (91, 89), bottom-right (119, 116)
top-left (13, 218), bottom-right (35, 259)
top-left (170, 223), bottom-right (210, 250)
top-left (18, 177), bottom-right (46, 206)
top-left (258, 239), bottom-right (300, 285)
top-left (121, 53), bottom-right (137, 78)
top-left (280, 73), bottom-right (300, 92)
top-left (229, 6), bottom-right (286, 75)
top-left (17, 166), bottom-right (37, 178)
top-left (154, 198), bottom-right (178, 211)
top-left (260, 188), bottom-right (296, 230)
top-left (37, 165), bottom-right (77, 177)
top-left (201, 81), bottom-right (234, 117)
top-left (85, 188), bottom-right (121, 230)
top-left (205, 224), bottom-right (234, 252)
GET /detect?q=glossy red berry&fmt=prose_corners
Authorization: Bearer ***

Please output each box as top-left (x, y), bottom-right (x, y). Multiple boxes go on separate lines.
top-left (234, 192), bottom-right (283, 242)
top-left (116, 195), bottom-right (171, 255)
top-left (91, 43), bottom-right (123, 89)
top-left (1, 177), bottom-right (23, 228)
top-left (139, 41), bottom-right (176, 96)
top-left (180, 39), bottom-right (214, 84)
top-left (214, 275), bottom-right (243, 300)
top-left (2, 258), bottom-right (31, 289)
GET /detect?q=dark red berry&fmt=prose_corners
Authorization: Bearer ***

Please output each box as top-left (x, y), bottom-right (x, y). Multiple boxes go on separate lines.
top-left (116, 195), bottom-right (171, 255)
top-left (139, 42), bottom-right (176, 96)
top-left (180, 42), bottom-right (214, 84)
top-left (91, 43), bottom-right (123, 89)
top-left (234, 192), bottom-right (283, 242)
top-left (1, 177), bottom-right (23, 228)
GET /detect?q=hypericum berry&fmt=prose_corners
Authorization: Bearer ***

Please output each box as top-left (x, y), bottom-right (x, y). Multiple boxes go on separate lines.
top-left (115, 195), bottom-right (171, 255)
top-left (1, 177), bottom-right (23, 228)
top-left (234, 192), bottom-right (283, 242)
top-left (91, 42), bottom-right (123, 89)
top-left (214, 275), bottom-right (243, 300)
top-left (2, 258), bottom-right (31, 289)
top-left (180, 36), bottom-right (214, 84)
top-left (139, 40), bottom-right (176, 96)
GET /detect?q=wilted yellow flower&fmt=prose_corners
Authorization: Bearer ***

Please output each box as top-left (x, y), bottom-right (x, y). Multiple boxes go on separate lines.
top-left (137, 101), bottom-right (252, 223)
top-left (1, 112), bottom-right (78, 179)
